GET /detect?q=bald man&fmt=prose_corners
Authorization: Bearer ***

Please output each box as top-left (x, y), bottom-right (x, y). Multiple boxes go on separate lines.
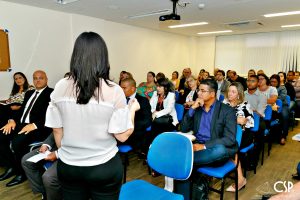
top-left (0, 70), bottom-right (53, 187)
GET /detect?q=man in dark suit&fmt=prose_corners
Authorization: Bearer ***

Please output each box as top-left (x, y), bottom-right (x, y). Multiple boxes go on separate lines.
top-left (0, 70), bottom-right (53, 187)
top-left (22, 133), bottom-right (62, 200)
top-left (120, 78), bottom-right (152, 154)
top-left (175, 79), bottom-right (237, 199)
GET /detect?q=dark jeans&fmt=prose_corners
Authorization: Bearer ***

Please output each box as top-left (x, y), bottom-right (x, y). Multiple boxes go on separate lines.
top-left (57, 153), bottom-right (123, 200)
top-left (174, 144), bottom-right (231, 200)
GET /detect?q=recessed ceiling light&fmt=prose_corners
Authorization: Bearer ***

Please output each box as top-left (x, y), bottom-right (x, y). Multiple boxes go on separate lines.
top-left (55, 0), bottom-right (79, 5)
top-left (197, 30), bottom-right (232, 35)
top-left (281, 24), bottom-right (300, 28)
top-left (168, 22), bottom-right (208, 28)
top-left (264, 11), bottom-right (300, 18)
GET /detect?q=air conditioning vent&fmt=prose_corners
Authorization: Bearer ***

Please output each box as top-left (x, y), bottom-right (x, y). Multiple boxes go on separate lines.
top-left (223, 20), bottom-right (264, 30)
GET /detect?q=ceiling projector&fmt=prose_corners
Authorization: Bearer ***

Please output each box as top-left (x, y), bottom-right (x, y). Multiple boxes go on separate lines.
top-left (159, 0), bottom-right (180, 21)
top-left (159, 13), bottom-right (181, 21)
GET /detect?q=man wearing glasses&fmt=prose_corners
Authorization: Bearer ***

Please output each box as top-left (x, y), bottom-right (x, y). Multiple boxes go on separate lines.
top-left (175, 79), bottom-right (237, 199)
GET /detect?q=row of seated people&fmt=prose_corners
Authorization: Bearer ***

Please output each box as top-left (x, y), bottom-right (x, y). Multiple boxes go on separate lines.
top-left (0, 68), bottom-right (298, 199)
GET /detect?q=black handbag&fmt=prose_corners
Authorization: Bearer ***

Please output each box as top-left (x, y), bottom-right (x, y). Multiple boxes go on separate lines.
top-left (153, 114), bottom-right (173, 125)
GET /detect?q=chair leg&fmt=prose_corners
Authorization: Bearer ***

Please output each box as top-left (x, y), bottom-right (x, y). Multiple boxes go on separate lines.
top-left (220, 179), bottom-right (225, 200)
top-left (261, 141), bottom-right (265, 166)
top-left (235, 170), bottom-right (238, 200)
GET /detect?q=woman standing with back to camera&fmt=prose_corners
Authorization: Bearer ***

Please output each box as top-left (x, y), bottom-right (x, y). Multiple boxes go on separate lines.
top-left (45, 32), bottom-right (140, 200)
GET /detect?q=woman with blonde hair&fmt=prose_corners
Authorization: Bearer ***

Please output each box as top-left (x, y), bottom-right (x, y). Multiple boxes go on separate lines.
top-left (223, 82), bottom-right (254, 192)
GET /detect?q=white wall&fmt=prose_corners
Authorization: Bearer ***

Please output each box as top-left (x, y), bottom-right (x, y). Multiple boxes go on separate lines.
top-left (0, 1), bottom-right (216, 99)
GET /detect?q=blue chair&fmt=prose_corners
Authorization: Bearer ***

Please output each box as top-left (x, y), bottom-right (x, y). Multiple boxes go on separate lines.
top-left (118, 144), bottom-right (133, 183)
top-left (276, 99), bottom-right (283, 114)
top-left (261, 105), bottom-right (272, 165)
top-left (29, 141), bottom-right (44, 151)
top-left (175, 91), bottom-right (180, 102)
top-left (196, 125), bottom-right (243, 200)
top-left (240, 113), bottom-right (259, 177)
top-left (219, 94), bottom-right (225, 102)
top-left (175, 103), bottom-right (184, 122)
top-left (119, 132), bottom-right (193, 200)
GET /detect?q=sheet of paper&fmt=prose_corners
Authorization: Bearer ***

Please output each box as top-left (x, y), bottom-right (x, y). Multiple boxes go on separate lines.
top-left (175, 131), bottom-right (196, 141)
top-left (26, 150), bottom-right (51, 163)
top-left (292, 133), bottom-right (300, 141)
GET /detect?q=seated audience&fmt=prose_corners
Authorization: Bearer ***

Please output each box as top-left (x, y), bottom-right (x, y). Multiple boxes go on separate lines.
top-left (0, 70), bottom-right (53, 187)
top-left (22, 133), bottom-right (62, 200)
top-left (257, 69), bottom-right (265, 75)
top-left (247, 69), bottom-right (256, 79)
top-left (137, 71), bottom-right (156, 100)
top-left (174, 79), bottom-right (237, 199)
top-left (182, 76), bottom-right (199, 109)
top-left (45, 32), bottom-right (140, 200)
top-left (171, 71), bottom-right (180, 90)
top-left (202, 71), bottom-right (210, 80)
top-left (258, 74), bottom-right (278, 106)
top-left (120, 78), bottom-right (152, 154)
top-left (244, 75), bottom-right (267, 169)
top-left (223, 82), bottom-right (254, 192)
top-left (197, 69), bottom-right (205, 82)
top-left (285, 71), bottom-right (296, 110)
top-left (292, 71), bottom-right (300, 117)
top-left (215, 69), bottom-right (230, 99)
top-left (228, 70), bottom-right (247, 91)
top-left (0, 72), bottom-right (34, 125)
top-left (270, 74), bottom-right (289, 145)
top-left (156, 72), bottom-right (166, 81)
top-left (178, 68), bottom-right (191, 92)
top-left (147, 78), bottom-right (178, 156)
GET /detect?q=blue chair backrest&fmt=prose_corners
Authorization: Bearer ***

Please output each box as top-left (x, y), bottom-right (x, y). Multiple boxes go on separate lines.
top-left (236, 125), bottom-right (243, 148)
top-left (276, 99), bottom-right (283, 113)
top-left (147, 132), bottom-right (193, 180)
top-left (264, 105), bottom-right (272, 121)
top-left (250, 112), bottom-right (260, 132)
top-left (219, 94), bottom-right (225, 102)
top-left (175, 91), bottom-right (179, 102)
top-left (286, 95), bottom-right (291, 107)
top-left (175, 103), bottom-right (184, 122)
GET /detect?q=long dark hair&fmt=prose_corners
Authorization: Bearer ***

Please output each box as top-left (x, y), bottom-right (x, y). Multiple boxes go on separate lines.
top-left (157, 78), bottom-right (174, 97)
top-left (70, 32), bottom-right (112, 104)
top-left (11, 72), bottom-right (30, 96)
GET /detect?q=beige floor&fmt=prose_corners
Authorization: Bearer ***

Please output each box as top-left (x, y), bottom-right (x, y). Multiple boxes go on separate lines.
top-left (0, 125), bottom-right (299, 200)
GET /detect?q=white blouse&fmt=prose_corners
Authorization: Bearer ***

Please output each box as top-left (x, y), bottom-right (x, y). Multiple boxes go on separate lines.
top-left (45, 78), bottom-right (132, 166)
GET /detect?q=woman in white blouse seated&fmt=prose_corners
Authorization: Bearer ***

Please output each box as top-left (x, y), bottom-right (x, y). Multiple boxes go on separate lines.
top-left (45, 32), bottom-right (140, 200)
top-left (147, 78), bottom-right (178, 148)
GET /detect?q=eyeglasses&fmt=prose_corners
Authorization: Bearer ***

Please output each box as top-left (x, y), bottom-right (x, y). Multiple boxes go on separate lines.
top-left (247, 80), bottom-right (256, 83)
top-left (198, 89), bottom-right (211, 93)
top-left (258, 78), bottom-right (265, 81)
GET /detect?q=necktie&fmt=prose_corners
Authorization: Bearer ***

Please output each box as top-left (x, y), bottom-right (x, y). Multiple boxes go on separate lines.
top-left (22, 91), bottom-right (39, 123)
top-left (126, 97), bottom-right (130, 104)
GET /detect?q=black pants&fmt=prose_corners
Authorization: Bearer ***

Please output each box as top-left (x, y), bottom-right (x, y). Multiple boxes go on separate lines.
top-left (57, 153), bottom-right (123, 200)
top-left (0, 123), bottom-right (49, 174)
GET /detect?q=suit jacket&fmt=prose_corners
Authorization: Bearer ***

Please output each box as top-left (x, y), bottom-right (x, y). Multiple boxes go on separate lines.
top-left (13, 86), bottom-right (53, 131)
top-left (181, 100), bottom-right (238, 157)
top-left (134, 94), bottom-right (152, 132)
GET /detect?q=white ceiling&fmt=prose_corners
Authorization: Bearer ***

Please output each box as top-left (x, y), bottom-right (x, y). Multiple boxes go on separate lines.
top-left (3, 0), bottom-right (300, 36)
